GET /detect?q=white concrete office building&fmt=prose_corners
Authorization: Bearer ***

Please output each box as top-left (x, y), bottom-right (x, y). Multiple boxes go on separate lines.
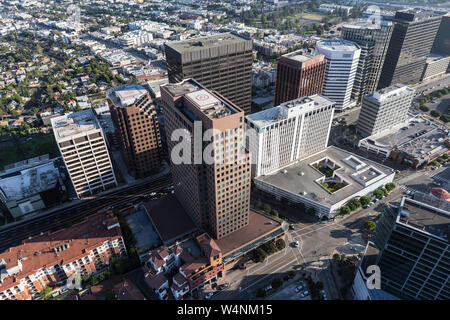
top-left (357, 84), bottom-right (415, 137)
top-left (51, 110), bottom-right (117, 198)
top-left (245, 95), bottom-right (335, 177)
top-left (315, 40), bottom-right (361, 111)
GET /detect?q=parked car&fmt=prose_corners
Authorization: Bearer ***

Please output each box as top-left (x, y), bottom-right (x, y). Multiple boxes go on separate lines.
top-left (295, 285), bottom-right (303, 293)
top-left (205, 292), bottom-right (214, 299)
top-left (293, 241), bottom-right (299, 248)
top-left (265, 285), bottom-right (272, 292)
top-left (289, 224), bottom-right (296, 230)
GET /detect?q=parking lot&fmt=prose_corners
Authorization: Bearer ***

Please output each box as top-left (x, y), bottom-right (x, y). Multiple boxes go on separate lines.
top-left (269, 279), bottom-right (311, 300)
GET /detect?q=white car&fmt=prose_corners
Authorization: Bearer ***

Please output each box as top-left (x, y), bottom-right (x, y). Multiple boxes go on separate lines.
top-left (295, 285), bottom-right (303, 293)
top-left (293, 241), bottom-right (299, 247)
top-left (205, 292), bottom-right (214, 299)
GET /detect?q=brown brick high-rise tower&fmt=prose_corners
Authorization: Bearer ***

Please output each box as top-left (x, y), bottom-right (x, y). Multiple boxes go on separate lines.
top-left (161, 79), bottom-right (251, 239)
top-left (108, 84), bottom-right (163, 178)
top-left (273, 49), bottom-right (327, 107)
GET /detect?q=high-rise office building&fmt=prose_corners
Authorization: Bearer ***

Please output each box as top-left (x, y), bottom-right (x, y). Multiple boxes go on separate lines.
top-left (246, 95), bottom-right (335, 177)
top-left (431, 13), bottom-right (450, 56)
top-left (165, 33), bottom-right (253, 114)
top-left (378, 10), bottom-right (442, 89)
top-left (315, 40), bottom-right (361, 111)
top-left (51, 110), bottom-right (117, 198)
top-left (273, 50), bottom-right (327, 106)
top-left (356, 84), bottom-right (415, 137)
top-left (341, 21), bottom-right (393, 103)
top-left (107, 84), bottom-right (163, 178)
top-left (370, 197), bottom-right (450, 300)
top-left (160, 79), bottom-right (251, 239)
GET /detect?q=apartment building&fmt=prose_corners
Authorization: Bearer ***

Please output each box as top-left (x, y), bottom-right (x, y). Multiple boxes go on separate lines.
top-left (246, 95), bottom-right (335, 177)
top-left (315, 40), bottom-right (361, 111)
top-left (165, 33), bottom-right (253, 114)
top-left (161, 79), bottom-right (251, 239)
top-left (51, 110), bottom-right (117, 199)
top-left (378, 10), bottom-right (443, 88)
top-left (371, 197), bottom-right (450, 300)
top-left (273, 49), bottom-right (327, 106)
top-left (341, 20), bottom-right (393, 103)
top-left (0, 211), bottom-right (126, 300)
top-left (108, 84), bottom-right (163, 178)
top-left (357, 84), bottom-right (415, 137)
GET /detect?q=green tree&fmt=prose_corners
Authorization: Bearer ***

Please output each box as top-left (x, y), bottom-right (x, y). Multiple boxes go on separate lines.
top-left (270, 209), bottom-right (279, 217)
top-left (431, 110), bottom-right (441, 117)
top-left (256, 288), bottom-right (266, 298)
top-left (340, 206), bottom-right (351, 215)
top-left (373, 189), bottom-right (384, 199)
top-left (364, 220), bottom-right (376, 231)
top-left (385, 182), bottom-right (396, 192)
top-left (40, 286), bottom-right (53, 300)
top-left (253, 248), bottom-right (267, 263)
top-left (263, 204), bottom-right (271, 214)
top-left (275, 238), bottom-right (286, 250)
top-left (430, 160), bottom-right (438, 166)
top-left (419, 105), bottom-right (429, 112)
top-left (105, 291), bottom-right (117, 300)
top-left (360, 196), bottom-right (371, 206)
top-left (90, 276), bottom-right (99, 286)
top-left (271, 277), bottom-right (283, 289)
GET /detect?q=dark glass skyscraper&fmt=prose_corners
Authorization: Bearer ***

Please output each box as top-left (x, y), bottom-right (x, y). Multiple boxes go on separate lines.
top-left (341, 21), bottom-right (393, 103)
top-left (165, 33), bottom-right (253, 114)
top-left (372, 197), bottom-right (450, 300)
top-left (378, 10), bottom-right (442, 89)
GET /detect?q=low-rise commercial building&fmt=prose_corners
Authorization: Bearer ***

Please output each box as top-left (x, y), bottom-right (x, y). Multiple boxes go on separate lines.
top-left (421, 54), bottom-right (450, 81)
top-left (0, 155), bottom-right (66, 219)
top-left (254, 146), bottom-right (395, 218)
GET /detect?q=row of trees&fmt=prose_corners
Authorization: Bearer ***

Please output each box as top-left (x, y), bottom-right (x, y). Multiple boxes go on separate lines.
top-left (252, 238), bottom-right (286, 263)
top-left (339, 183), bottom-right (396, 215)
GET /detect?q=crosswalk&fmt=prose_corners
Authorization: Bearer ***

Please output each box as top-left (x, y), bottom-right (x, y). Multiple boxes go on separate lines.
top-left (399, 185), bottom-right (417, 194)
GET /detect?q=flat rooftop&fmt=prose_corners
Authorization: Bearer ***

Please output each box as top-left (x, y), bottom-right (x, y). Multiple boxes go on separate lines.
top-left (255, 146), bottom-right (394, 208)
top-left (368, 83), bottom-right (415, 102)
top-left (316, 39), bottom-right (360, 52)
top-left (107, 84), bottom-right (148, 107)
top-left (162, 79), bottom-right (241, 120)
top-left (51, 109), bottom-right (100, 141)
top-left (143, 194), bottom-right (198, 245)
top-left (398, 197), bottom-right (450, 242)
top-left (342, 20), bottom-right (392, 30)
top-left (282, 49), bottom-right (322, 62)
top-left (215, 210), bottom-right (285, 263)
top-left (398, 128), bottom-right (449, 158)
top-left (165, 33), bottom-right (249, 53)
top-left (246, 94), bottom-right (334, 129)
top-left (361, 116), bottom-right (438, 150)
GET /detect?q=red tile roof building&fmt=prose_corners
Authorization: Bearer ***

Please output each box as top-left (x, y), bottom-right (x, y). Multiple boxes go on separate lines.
top-left (112, 279), bottom-right (145, 300)
top-left (143, 233), bottom-right (224, 300)
top-left (0, 210), bottom-right (126, 300)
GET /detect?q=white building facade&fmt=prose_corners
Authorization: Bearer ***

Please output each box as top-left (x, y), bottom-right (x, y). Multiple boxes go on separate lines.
top-left (315, 40), bottom-right (361, 111)
top-left (246, 95), bottom-right (335, 177)
top-left (51, 110), bottom-right (117, 199)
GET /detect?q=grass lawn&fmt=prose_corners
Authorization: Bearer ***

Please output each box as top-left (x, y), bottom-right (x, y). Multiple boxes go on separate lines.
top-left (0, 134), bottom-right (59, 170)
top-left (293, 12), bottom-right (325, 21)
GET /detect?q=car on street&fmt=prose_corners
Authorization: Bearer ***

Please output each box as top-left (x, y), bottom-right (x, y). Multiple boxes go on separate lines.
top-left (320, 290), bottom-right (327, 300)
top-left (302, 290), bottom-right (309, 296)
top-left (265, 285), bottom-right (272, 292)
top-left (205, 292), bottom-right (214, 299)
top-left (295, 285), bottom-right (303, 293)
top-left (289, 224), bottom-right (296, 230)
top-left (293, 241), bottom-right (299, 247)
